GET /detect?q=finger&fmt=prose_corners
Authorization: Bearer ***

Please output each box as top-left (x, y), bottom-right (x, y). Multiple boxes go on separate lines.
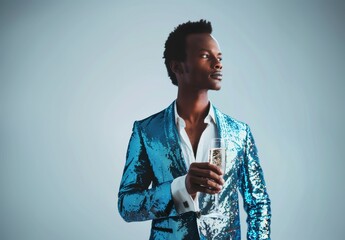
top-left (192, 183), bottom-right (221, 194)
top-left (190, 162), bottom-right (224, 175)
top-left (189, 175), bottom-right (223, 191)
top-left (188, 168), bottom-right (224, 185)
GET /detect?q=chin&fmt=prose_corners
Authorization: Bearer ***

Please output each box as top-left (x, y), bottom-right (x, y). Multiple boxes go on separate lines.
top-left (210, 84), bottom-right (222, 91)
top-left (207, 78), bottom-right (222, 91)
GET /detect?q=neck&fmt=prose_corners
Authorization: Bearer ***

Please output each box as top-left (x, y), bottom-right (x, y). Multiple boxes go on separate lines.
top-left (176, 89), bottom-right (209, 123)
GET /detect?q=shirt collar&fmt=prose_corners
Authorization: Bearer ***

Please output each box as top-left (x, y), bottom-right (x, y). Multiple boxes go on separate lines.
top-left (174, 101), bottom-right (216, 128)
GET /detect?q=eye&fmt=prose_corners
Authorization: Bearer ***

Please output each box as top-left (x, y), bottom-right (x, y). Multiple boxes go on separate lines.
top-left (201, 54), bottom-right (209, 59)
top-left (217, 57), bottom-right (222, 61)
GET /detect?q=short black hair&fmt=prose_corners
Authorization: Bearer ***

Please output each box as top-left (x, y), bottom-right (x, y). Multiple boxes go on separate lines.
top-left (163, 19), bottom-right (213, 86)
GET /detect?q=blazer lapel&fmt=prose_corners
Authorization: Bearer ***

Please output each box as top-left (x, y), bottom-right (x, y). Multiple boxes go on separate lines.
top-left (164, 101), bottom-right (188, 177)
top-left (213, 106), bottom-right (242, 175)
top-left (213, 105), bottom-right (229, 140)
top-left (213, 105), bottom-right (241, 142)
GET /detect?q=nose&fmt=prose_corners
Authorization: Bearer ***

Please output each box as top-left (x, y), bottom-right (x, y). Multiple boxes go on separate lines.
top-left (213, 58), bottom-right (222, 70)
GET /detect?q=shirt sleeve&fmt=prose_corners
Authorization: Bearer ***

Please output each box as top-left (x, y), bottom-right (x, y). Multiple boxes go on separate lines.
top-left (171, 175), bottom-right (199, 214)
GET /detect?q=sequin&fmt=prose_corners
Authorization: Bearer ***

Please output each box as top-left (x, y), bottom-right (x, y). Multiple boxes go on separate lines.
top-left (118, 101), bottom-right (271, 239)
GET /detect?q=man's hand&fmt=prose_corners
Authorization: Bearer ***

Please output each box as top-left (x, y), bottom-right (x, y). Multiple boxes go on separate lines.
top-left (185, 162), bottom-right (225, 197)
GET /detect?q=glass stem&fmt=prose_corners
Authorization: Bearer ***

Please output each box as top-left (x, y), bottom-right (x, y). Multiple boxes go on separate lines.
top-left (215, 193), bottom-right (219, 211)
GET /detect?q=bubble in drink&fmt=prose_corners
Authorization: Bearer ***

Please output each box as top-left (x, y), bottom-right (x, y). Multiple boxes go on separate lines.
top-left (209, 148), bottom-right (225, 168)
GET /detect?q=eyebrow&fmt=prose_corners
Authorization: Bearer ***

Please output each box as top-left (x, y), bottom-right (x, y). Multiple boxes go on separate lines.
top-left (199, 48), bottom-right (222, 55)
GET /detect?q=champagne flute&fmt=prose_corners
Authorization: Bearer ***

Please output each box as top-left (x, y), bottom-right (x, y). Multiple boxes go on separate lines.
top-left (202, 137), bottom-right (228, 219)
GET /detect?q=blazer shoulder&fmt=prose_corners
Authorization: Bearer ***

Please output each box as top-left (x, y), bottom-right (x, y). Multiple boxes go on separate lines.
top-left (137, 109), bottom-right (165, 124)
top-left (214, 107), bottom-right (249, 132)
top-left (134, 104), bottom-right (171, 132)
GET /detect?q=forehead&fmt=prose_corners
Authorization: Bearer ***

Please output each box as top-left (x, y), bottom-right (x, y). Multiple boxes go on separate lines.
top-left (185, 33), bottom-right (221, 53)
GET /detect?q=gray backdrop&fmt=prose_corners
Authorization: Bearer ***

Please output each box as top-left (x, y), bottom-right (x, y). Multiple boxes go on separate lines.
top-left (1, 1), bottom-right (344, 239)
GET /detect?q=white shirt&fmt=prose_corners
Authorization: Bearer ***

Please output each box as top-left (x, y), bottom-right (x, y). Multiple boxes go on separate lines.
top-left (171, 101), bottom-right (217, 214)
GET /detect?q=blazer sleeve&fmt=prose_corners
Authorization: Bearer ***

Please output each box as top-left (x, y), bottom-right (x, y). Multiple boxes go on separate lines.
top-left (238, 125), bottom-right (271, 239)
top-left (117, 121), bottom-right (177, 222)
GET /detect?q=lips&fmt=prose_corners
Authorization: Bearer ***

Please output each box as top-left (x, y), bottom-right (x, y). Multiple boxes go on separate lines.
top-left (210, 71), bottom-right (222, 80)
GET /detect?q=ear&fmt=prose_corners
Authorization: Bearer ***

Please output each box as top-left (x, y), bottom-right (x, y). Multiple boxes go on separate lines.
top-left (170, 61), bottom-right (184, 75)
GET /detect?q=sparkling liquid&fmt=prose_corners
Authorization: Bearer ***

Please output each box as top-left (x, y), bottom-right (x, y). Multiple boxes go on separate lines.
top-left (209, 148), bottom-right (225, 169)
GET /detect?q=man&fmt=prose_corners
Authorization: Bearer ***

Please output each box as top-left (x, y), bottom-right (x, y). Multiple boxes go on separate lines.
top-left (118, 20), bottom-right (271, 239)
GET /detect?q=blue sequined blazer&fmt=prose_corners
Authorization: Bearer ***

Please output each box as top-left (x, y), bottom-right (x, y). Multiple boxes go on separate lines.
top-left (118, 102), bottom-right (271, 239)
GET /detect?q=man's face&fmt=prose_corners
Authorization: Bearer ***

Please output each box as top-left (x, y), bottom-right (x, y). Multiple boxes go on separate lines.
top-left (178, 33), bottom-right (223, 91)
